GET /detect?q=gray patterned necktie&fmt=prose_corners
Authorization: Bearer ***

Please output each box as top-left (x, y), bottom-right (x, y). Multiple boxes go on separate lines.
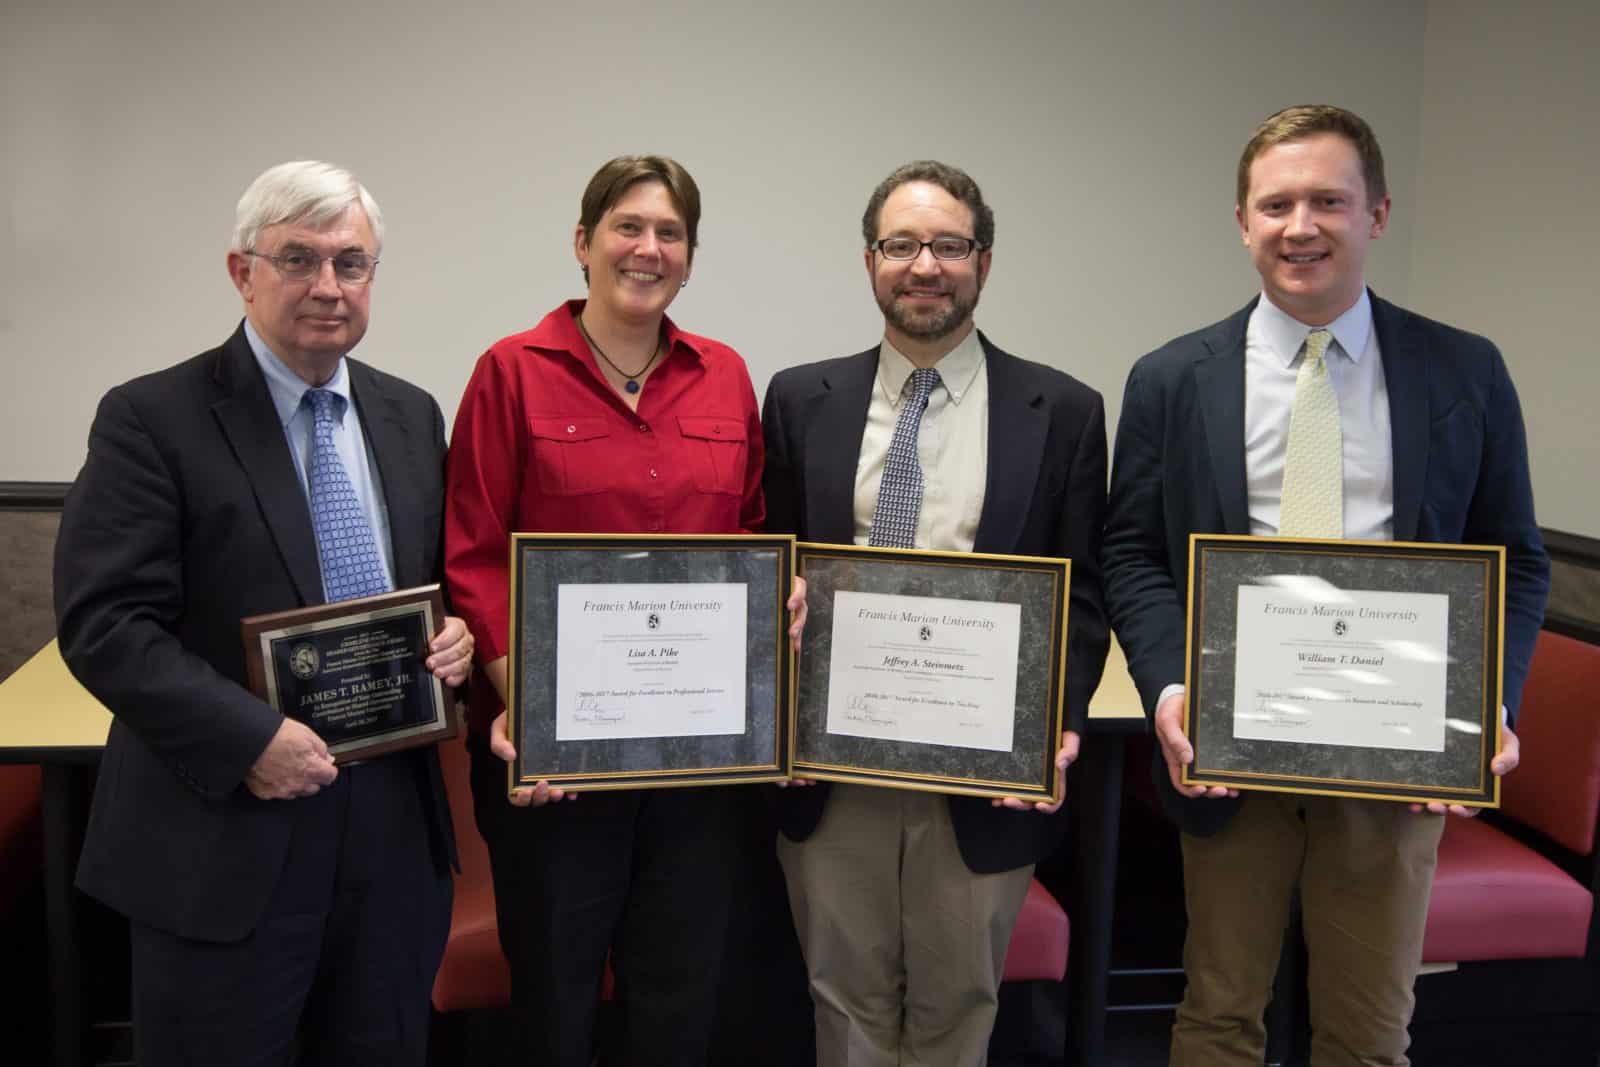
top-left (1277, 329), bottom-right (1343, 538)
top-left (868, 367), bottom-right (941, 548)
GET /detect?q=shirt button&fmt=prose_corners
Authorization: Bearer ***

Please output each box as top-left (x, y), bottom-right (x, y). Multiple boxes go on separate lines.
top-left (638, 423), bottom-right (649, 433)
top-left (566, 424), bottom-right (576, 434)
top-left (649, 469), bottom-right (658, 479)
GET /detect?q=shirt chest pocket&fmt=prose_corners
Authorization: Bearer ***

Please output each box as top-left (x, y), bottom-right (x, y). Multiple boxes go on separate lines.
top-left (529, 416), bottom-right (614, 496)
top-left (677, 415), bottom-right (748, 496)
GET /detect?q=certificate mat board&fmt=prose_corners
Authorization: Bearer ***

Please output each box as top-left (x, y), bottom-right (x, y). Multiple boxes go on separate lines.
top-left (509, 534), bottom-right (793, 790)
top-left (1183, 535), bottom-right (1504, 806)
top-left (241, 584), bottom-right (456, 764)
top-left (794, 544), bottom-right (1069, 803)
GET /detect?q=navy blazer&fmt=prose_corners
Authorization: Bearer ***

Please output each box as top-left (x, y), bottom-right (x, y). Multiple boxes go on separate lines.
top-left (762, 331), bottom-right (1110, 874)
top-left (55, 324), bottom-right (457, 941)
top-left (1103, 293), bottom-right (1550, 836)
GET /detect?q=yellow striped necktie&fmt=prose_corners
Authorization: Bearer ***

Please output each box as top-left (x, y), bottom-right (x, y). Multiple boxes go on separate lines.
top-left (1277, 329), bottom-right (1342, 538)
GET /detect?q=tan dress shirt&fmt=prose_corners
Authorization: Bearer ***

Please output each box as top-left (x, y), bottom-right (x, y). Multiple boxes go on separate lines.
top-left (852, 330), bottom-right (989, 552)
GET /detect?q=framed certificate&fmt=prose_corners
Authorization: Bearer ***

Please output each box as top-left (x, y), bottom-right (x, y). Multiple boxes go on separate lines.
top-left (793, 544), bottom-right (1070, 803)
top-left (1184, 535), bottom-right (1505, 806)
top-left (508, 534), bottom-right (794, 791)
top-left (242, 585), bottom-right (457, 763)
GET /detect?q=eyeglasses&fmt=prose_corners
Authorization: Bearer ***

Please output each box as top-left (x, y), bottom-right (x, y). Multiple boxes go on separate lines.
top-left (872, 237), bottom-right (983, 261)
top-left (245, 248), bottom-right (379, 285)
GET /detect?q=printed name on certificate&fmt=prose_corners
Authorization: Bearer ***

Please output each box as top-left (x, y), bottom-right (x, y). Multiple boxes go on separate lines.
top-left (1232, 584), bottom-right (1449, 752)
top-left (555, 582), bottom-right (747, 741)
top-left (825, 589), bottom-right (1020, 752)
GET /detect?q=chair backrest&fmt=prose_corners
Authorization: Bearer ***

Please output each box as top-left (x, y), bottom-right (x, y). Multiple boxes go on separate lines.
top-left (0, 495), bottom-right (64, 683)
top-left (1501, 630), bottom-right (1600, 857)
top-left (437, 732), bottom-right (491, 877)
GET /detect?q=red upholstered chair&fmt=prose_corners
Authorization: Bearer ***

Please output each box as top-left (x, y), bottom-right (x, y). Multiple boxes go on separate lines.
top-left (429, 735), bottom-right (510, 1014)
top-left (0, 764), bottom-right (42, 917)
top-left (1002, 878), bottom-right (1071, 982)
top-left (1423, 629), bottom-right (1600, 964)
top-left (1409, 629), bottom-right (1600, 1063)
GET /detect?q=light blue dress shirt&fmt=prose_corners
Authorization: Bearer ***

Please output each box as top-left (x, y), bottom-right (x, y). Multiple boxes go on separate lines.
top-left (243, 320), bottom-right (396, 593)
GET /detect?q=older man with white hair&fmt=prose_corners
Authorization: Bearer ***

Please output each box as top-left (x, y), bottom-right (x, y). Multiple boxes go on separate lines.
top-left (55, 160), bottom-right (473, 1066)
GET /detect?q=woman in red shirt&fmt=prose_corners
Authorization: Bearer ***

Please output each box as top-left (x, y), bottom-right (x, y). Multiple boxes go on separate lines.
top-left (445, 155), bottom-right (799, 1067)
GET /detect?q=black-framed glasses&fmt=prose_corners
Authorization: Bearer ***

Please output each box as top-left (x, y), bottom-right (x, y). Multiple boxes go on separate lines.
top-left (245, 248), bottom-right (379, 285)
top-left (872, 236), bottom-right (983, 261)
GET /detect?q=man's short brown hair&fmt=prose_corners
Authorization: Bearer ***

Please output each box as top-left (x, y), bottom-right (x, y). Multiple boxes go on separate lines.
top-left (861, 160), bottom-right (995, 250)
top-left (1236, 105), bottom-right (1387, 212)
top-left (578, 155), bottom-right (701, 261)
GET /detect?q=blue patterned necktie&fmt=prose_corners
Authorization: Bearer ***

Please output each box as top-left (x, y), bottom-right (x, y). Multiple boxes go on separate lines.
top-left (868, 367), bottom-right (941, 548)
top-left (304, 388), bottom-right (392, 602)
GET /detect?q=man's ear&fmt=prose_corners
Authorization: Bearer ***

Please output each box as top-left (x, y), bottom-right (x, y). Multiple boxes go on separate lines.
top-left (226, 250), bottom-right (255, 301)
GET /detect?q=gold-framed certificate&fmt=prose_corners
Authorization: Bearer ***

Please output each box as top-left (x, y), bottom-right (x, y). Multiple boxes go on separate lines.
top-left (508, 534), bottom-right (794, 792)
top-left (1183, 535), bottom-right (1505, 807)
top-left (792, 544), bottom-right (1070, 804)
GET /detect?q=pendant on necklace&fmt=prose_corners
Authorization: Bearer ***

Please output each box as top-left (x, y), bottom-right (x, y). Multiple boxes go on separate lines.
top-left (625, 380), bottom-right (641, 394)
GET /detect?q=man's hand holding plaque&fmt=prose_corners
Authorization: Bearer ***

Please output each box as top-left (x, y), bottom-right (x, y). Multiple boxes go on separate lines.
top-left (242, 584), bottom-right (463, 765)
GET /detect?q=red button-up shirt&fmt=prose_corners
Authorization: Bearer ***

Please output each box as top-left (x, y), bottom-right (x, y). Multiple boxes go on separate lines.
top-left (445, 300), bottom-right (765, 731)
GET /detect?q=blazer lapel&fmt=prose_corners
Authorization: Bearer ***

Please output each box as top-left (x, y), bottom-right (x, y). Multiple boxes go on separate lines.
top-left (803, 350), bottom-right (877, 544)
top-left (350, 362), bottom-right (426, 589)
top-left (1372, 293), bottom-right (1427, 541)
top-left (209, 325), bottom-right (324, 606)
top-left (1193, 305), bottom-right (1253, 535)
top-left (973, 335), bottom-right (1046, 554)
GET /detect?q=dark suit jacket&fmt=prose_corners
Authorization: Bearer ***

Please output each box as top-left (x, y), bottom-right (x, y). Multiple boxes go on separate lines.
top-left (762, 331), bottom-right (1110, 874)
top-left (55, 324), bottom-right (457, 942)
top-left (1103, 293), bottom-right (1550, 836)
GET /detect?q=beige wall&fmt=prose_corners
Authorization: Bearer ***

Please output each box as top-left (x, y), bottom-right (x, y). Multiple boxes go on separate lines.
top-left (1409, 0), bottom-right (1600, 537)
top-left (10, 2), bottom-right (1594, 541)
top-left (3, 0), bottom-right (1423, 482)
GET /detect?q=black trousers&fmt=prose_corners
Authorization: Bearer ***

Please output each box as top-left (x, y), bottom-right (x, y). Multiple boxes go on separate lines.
top-left (469, 736), bottom-right (743, 1066)
top-left (129, 755), bottom-right (451, 1067)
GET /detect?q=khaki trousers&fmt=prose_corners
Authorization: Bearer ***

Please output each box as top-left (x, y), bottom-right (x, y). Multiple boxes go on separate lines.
top-left (1171, 793), bottom-right (1446, 1067)
top-left (777, 784), bottom-right (1035, 1067)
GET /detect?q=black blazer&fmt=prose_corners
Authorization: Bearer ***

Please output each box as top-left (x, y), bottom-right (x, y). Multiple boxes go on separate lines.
top-left (1103, 293), bottom-right (1550, 836)
top-left (762, 332), bottom-right (1110, 874)
top-left (55, 324), bottom-right (456, 941)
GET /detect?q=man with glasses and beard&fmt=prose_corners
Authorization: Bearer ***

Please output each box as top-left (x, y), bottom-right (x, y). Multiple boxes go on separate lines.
top-left (761, 160), bottom-right (1109, 1066)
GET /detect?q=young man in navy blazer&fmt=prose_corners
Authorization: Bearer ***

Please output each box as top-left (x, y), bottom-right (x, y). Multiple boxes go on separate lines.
top-left (54, 161), bottom-right (473, 1065)
top-left (1103, 106), bottom-right (1549, 1065)
top-left (762, 160), bottom-right (1109, 1065)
